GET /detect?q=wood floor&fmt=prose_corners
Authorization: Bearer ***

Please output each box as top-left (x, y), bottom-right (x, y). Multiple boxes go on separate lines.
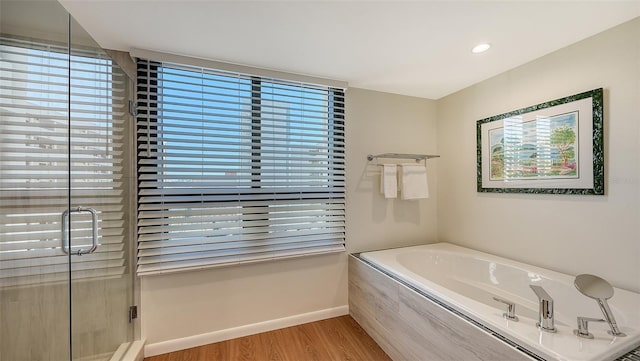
top-left (144, 315), bottom-right (391, 361)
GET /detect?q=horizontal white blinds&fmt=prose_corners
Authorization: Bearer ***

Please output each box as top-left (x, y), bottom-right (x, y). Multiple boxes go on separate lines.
top-left (0, 37), bottom-right (127, 287)
top-left (136, 59), bottom-right (345, 275)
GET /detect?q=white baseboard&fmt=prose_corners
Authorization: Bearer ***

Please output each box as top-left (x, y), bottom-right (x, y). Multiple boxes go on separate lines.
top-left (110, 340), bottom-right (145, 361)
top-left (144, 305), bottom-right (349, 357)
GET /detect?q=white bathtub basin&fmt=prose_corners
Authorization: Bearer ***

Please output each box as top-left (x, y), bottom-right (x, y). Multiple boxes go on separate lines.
top-left (360, 243), bottom-right (640, 361)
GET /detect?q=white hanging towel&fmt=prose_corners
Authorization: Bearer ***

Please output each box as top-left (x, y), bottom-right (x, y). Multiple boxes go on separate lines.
top-left (380, 164), bottom-right (398, 199)
top-left (399, 163), bottom-right (429, 200)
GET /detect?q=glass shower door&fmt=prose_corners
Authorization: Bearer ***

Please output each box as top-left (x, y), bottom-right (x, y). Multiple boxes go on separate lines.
top-left (0, 1), bottom-right (72, 360)
top-left (68, 16), bottom-right (133, 361)
top-left (0, 1), bottom-right (134, 360)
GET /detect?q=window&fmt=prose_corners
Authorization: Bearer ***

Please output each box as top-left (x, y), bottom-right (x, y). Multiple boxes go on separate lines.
top-left (135, 59), bottom-right (345, 275)
top-left (0, 37), bottom-right (127, 287)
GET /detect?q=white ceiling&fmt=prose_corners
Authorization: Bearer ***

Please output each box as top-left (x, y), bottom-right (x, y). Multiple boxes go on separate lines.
top-left (58, 0), bottom-right (640, 99)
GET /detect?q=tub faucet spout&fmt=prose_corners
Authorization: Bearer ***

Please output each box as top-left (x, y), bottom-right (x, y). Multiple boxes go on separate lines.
top-left (530, 285), bottom-right (557, 333)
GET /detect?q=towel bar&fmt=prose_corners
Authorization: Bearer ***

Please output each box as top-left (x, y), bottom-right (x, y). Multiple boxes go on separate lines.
top-left (367, 153), bottom-right (440, 162)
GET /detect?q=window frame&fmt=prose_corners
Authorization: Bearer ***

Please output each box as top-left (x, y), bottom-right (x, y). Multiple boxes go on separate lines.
top-left (135, 59), bottom-right (346, 275)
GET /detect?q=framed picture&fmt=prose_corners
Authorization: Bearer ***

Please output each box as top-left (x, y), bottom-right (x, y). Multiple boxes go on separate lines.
top-left (476, 88), bottom-right (604, 195)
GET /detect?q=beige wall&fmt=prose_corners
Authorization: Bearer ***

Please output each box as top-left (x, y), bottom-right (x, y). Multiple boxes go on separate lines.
top-left (436, 18), bottom-right (640, 292)
top-left (346, 88), bottom-right (439, 252)
top-left (140, 88), bottom-right (439, 346)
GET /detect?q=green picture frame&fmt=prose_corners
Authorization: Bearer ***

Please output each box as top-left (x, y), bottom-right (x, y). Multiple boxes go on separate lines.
top-left (476, 88), bottom-right (604, 195)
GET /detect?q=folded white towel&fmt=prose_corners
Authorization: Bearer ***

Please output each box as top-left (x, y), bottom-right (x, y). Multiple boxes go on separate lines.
top-left (399, 163), bottom-right (429, 200)
top-left (380, 164), bottom-right (398, 199)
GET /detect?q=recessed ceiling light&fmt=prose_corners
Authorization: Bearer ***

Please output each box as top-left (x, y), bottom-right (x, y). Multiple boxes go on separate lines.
top-left (472, 43), bottom-right (491, 54)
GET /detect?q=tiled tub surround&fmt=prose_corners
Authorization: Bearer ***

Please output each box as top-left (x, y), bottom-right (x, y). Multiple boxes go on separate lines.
top-left (349, 243), bottom-right (640, 361)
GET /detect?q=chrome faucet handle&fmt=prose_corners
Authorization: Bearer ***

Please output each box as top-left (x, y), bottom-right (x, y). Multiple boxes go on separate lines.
top-left (493, 296), bottom-right (519, 321)
top-left (573, 316), bottom-right (605, 339)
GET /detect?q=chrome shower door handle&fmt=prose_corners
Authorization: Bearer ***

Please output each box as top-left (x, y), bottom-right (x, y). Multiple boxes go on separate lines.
top-left (61, 206), bottom-right (99, 255)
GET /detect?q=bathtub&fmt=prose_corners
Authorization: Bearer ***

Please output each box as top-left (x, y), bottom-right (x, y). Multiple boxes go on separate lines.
top-left (353, 243), bottom-right (640, 361)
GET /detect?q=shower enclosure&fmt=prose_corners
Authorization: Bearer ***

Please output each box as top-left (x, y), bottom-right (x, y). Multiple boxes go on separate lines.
top-left (0, 1), bottom-right (136, 360)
